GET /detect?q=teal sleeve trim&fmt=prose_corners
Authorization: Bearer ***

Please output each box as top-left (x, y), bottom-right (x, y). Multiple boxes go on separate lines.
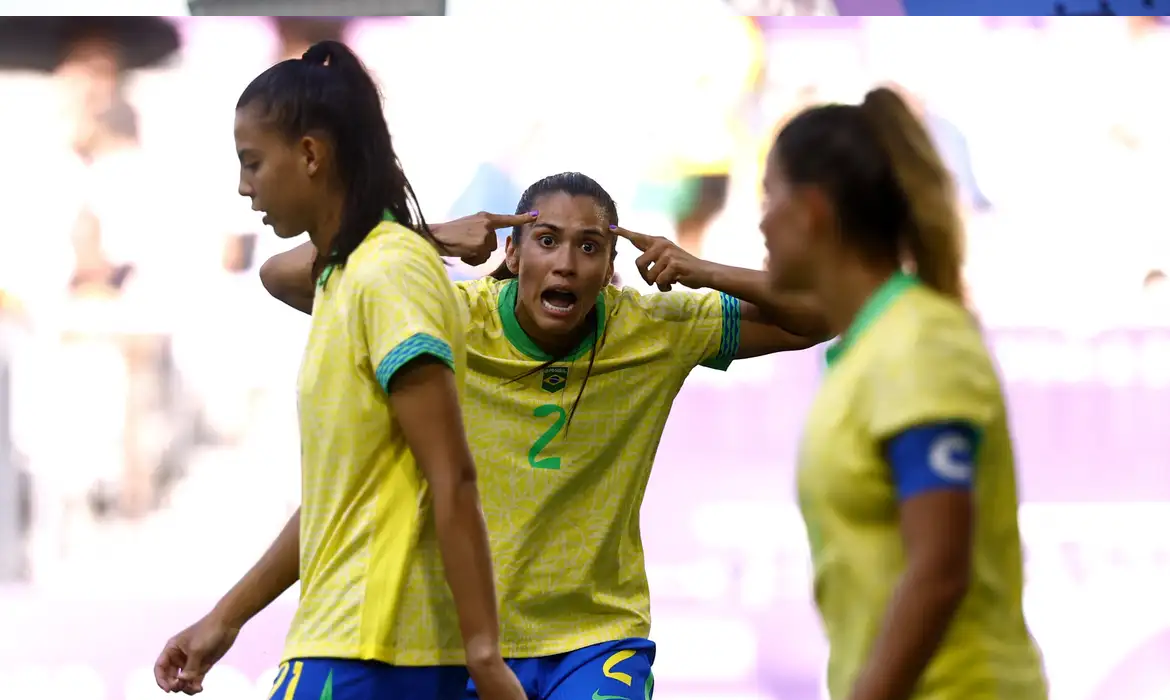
top-left (700, 292), bottom-right (741, 371)
top-left (374, 332), bottom-right (455, 392)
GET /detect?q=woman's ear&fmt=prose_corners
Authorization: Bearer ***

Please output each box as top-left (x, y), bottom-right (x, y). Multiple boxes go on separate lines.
top-left (504, 235), bottom-right (520, 275)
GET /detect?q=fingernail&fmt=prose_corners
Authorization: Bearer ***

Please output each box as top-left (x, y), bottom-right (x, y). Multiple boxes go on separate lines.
top-left (609, 224), bottom-right (617, 230)
top-left (528, 210), bottom-right (538, 216)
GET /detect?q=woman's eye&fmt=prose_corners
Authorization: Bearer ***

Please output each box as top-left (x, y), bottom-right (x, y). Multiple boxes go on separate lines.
top-left (582, 242), bottom-right (597, 253)
top-left (539, 235), bottom-right (555, 247)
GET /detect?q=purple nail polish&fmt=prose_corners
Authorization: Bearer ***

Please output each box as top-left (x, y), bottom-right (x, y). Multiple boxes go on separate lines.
top-left (609, 224), bottom-right (617, 230)
top-left (528, 210), bottom-right (538, 216)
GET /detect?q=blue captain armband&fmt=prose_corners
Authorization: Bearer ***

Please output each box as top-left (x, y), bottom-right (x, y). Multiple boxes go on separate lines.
top-left (885, 421), bottom-right (981, 501)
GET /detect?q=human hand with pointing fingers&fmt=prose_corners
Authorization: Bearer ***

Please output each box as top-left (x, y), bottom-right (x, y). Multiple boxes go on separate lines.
top-left (612, 225), bottom-right (714, 292)
top-left (432, 211), bottom-right (538, 266)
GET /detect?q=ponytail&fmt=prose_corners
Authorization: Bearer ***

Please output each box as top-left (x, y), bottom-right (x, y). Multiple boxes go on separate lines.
top-left (489, 258), bottom-right (516, 280)
top-left (238, 39), bottom-right (434, 285)
top-left (860, 87), bottom-right (965, 301)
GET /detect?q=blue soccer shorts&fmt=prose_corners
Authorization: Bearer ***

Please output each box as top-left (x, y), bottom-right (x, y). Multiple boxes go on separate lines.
top-left (269, 657), bottom-right (468, 700)
top-left (467, 638), bottom-right (655, 700)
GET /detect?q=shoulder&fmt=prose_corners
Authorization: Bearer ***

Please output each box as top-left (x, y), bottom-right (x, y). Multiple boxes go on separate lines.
top-left (858, 287), bottom-right (1003, 435)
top-left (606, 285), bottom-right (725, 325)
top-left (452, 277), bottom-right (507, 328)
top-left (347, 223), bottom-right (447, 287)
top-left (870, 287), bottom-right (999, 389)
top-left (454, 276), bottom-right (506, 307)
top-left (892, 288), bottom-right (988, 358)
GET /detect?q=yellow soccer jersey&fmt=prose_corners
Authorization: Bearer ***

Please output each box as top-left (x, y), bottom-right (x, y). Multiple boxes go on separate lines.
top-left (438, 276), bottom-right (740, 658)
top-left (797, 273), bottom-right (1047, 700)
top-left (285, 219), bottom-right (468, 666)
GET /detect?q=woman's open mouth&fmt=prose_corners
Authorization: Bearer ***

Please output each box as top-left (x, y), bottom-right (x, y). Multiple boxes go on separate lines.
top-left (540, 288), bottom-right (578, 317)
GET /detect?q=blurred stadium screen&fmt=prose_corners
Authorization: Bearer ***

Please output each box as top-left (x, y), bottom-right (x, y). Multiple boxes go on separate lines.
top-left (188, 0), bottom-right (446, 15)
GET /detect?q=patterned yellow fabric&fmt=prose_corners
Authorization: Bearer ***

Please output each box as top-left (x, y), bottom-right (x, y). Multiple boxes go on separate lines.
top-left (798, 274), bottom-right (1047, 699)
top-left (284, 220), bottom-right (469, 666)
top-left (426, 278), bottom-right (739, 658)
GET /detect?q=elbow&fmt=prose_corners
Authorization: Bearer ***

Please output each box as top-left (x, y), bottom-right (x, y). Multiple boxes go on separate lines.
top-left (426, 456), bottom-right (480, 507)
top-left (761, 296), bottom-right (832, 343)
top-left (792, 316), bottom-right (833, 345)
top-left (258, 255), bottom-right (289, 301)
top-left (259, 254), bottom-right (314, 313)
top-left (908, 556), bottom-right (971, 612)
top-left (933, 571), bottom-right (970, 609)
top-left (788, 332), bottom-right (827, 352)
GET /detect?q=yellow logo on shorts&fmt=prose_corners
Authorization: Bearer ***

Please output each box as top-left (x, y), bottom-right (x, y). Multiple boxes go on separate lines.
top-left (602, 650), bottom-right (636, 686)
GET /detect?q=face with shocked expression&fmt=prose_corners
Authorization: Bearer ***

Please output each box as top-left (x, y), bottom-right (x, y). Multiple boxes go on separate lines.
top-left (504, 191), bottom-right (615, 355)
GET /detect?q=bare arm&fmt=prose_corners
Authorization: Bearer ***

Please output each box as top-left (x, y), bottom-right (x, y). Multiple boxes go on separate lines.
top-left (388, 357), bottom-right (503, 670)
top-left (259, 242), bottom-right (317, 315)
top-left (614, 226), bottom-right (832, 356)
top-left (702, 263), bottom-right (831, 357)
top-left (849, 490), bottom-right (973, 700)
top-left (258, 213), bottom-right (539, 315)
top-left (210, 507), bottom-right (301, 629)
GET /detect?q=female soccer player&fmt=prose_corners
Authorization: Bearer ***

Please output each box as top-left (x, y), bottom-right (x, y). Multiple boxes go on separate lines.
top-left (259, 170), bottom-right (828, 700)
top-left (761, 87), bottom-right (1047, 700)
top-left (153, 41), bottom-right (524, 700)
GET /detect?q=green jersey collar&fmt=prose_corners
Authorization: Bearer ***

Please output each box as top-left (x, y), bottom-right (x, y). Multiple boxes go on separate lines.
top-left (317, 210), bottom-right (398, 289)
top-left (824, 271), bottom-right (918, 367)
top-left (498, 278), bottom-right (606, 362)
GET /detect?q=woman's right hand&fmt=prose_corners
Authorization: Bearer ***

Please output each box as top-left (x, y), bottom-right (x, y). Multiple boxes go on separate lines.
top-left (431, 211), bottom-right (536, 266)
top-left (468, 655), bottom-right (527, 700)
top-left (154, 613), bottom-right (240, 694)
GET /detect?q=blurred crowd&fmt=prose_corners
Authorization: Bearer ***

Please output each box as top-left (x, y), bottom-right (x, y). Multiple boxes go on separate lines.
top-left (0, 13), bottom-right (1167, 588)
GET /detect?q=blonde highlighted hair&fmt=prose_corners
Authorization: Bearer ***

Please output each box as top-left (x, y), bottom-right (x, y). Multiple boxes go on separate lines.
top-left (859, 87), bottom-right (965, 300)
top-left (772, 86), bottom-right (966, 302)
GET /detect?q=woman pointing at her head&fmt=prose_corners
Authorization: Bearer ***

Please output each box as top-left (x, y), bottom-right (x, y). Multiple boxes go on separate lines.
top-left (259, 168), bottom-right (829, 699)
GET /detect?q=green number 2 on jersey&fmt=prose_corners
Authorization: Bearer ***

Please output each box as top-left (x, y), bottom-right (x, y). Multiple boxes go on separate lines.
top-left (528, 404), bottom-right (567, 469)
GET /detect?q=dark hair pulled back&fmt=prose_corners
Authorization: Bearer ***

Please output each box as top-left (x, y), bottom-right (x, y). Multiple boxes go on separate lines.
top-left (237, 40), bottom-right (436, 281)
top-left (489, 172), bottom-right (619, 281)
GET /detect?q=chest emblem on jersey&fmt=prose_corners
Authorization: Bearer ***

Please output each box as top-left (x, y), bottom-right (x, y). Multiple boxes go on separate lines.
top-left (541, 366), bottom-right (568, 393)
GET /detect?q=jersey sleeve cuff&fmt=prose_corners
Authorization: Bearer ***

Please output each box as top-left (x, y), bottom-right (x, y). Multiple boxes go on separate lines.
top-left (374, 332), bottom-right (455, 392)
top-left (700, 292), bottom-right (741, 371)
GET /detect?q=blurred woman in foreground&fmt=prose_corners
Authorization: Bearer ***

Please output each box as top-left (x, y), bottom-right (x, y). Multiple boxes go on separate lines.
top-left (761, 87), bottom-right (1047, 700)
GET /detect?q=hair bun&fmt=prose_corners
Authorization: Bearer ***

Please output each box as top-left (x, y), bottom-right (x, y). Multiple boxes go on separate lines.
top-left (301, 41), bottom-right (332, 66)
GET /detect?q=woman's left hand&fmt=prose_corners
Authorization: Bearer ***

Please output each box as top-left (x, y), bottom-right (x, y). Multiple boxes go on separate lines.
top-left (613, 226), bottom-right (713, 291)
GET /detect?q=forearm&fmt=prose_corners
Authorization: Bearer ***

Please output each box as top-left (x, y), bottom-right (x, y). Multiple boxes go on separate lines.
top-left (701, 262), bottom-right (830, 340)
top-left (210, 508), bottom-right (301, 629)
top-left (432, 477), bottom-right (502, 664)
top-left (849, 568), bottom-right (968, 700)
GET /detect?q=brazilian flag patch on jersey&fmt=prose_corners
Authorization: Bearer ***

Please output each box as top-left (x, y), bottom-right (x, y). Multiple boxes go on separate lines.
top-left (542, 366), bottom-right (568, 393)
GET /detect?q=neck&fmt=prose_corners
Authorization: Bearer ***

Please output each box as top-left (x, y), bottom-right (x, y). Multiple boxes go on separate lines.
top-left (307, 193), bottom-right (345, 256)
top-left (817, 253), bottom-right (900, 338)
top-left (514, 299), bottom-right (592, 358)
